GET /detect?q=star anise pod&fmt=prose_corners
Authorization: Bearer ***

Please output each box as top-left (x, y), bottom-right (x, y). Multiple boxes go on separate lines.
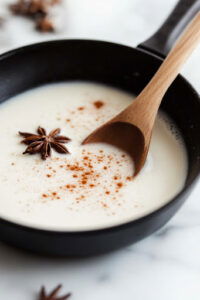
top-left (9, 0), bottom-right (61, 32)
top-left (19, 126), bottom-right (71, 160)
top-left (39, 284), bottom-right (71, 300)
top-left (36, 16), bottom-right (54, 32)
top-left (9, 0), bottom-right (47, 18)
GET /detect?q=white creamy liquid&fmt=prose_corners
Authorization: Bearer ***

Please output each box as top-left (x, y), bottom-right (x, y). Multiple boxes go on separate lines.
top-left (0, 82), bottom-right (187, 231)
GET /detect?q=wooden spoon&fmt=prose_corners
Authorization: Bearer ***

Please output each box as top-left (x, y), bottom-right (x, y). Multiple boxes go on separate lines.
top-left (83, 13), bottom-right (200, 176)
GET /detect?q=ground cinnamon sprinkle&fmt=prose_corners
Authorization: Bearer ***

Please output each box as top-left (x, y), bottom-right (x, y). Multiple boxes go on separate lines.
top-left (117, 182), bottom-right (123, 188)
top-left (101, 202), bottom-right (108, 208)
top-left (65, 184), bottom-right (76, 189)
top-left (93, 100), bottom-right (104, 109)
top-left (84, 172), bottom-right (91, 176)
top-left (78, 106), bottom-right (85, 111)
top-left (41, 191), bottom-right (61, 201)
top-left (69, 165), bottom-right (83, 171)
top-left (41, 150), bottom-right (129, 204)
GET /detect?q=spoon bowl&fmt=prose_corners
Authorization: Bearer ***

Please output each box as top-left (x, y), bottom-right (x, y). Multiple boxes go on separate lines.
top-left (83, 120), bottom-right (146, 176)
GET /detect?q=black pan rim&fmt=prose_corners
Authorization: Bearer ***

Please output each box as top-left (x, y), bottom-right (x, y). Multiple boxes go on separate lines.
top-left (0, 38), bottom-right (199, 236)
top-left (0, 38), bottom-right (199, 99)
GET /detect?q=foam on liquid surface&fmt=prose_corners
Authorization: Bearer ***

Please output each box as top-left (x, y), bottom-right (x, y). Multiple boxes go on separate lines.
top-left (0, 82), bottom-right (187, 230)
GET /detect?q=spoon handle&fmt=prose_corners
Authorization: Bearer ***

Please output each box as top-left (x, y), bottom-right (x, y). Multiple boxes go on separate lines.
top-left (137, 12), bottom-right (200, 114)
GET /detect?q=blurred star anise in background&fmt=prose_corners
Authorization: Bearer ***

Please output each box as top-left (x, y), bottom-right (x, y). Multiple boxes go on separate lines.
top-left (9, 0), bottom-right (61, 32)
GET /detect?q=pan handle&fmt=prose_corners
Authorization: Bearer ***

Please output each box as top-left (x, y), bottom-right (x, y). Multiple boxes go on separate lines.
top-left (139, 0), bottom-right (200, 57)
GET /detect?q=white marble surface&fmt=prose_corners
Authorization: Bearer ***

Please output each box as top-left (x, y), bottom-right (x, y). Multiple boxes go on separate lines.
top-left (0, 0), bottom-right (200, 299)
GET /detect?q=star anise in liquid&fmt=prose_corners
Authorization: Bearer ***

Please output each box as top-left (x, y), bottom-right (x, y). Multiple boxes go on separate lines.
top-left (19, 126), bottom-right (71, 160)
top-left (39, 284), bottom-right (71, 300)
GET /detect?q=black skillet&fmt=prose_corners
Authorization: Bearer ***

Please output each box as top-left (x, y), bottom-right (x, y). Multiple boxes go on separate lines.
top-left (0, 0), bottom-right (199, 256)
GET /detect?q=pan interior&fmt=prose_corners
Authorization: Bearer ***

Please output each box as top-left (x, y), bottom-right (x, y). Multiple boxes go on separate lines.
top-left (0, 80), bottom-right (188, 231)
top-left (0, 40), bottom-right (199, 232)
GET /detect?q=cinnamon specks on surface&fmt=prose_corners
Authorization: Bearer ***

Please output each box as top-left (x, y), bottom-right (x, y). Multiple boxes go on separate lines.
top-left (93, 100), bottom-right (104, 109)
top-left (42, 191), bottom-right (60, 201)
top-left (117, 182), bottom-right (123, 188)
top-left (64, 102), bottom-right (106, 131)
top-left (78, 106), bottom-right (85, 111)
top-left (42, 193), bottom-right (48, 198)
top-left (40, 147), bottom-right (133, 210)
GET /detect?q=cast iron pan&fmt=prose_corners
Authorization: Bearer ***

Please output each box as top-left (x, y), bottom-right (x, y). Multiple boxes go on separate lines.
top-left (0, 0), bottom-right (199, 256)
